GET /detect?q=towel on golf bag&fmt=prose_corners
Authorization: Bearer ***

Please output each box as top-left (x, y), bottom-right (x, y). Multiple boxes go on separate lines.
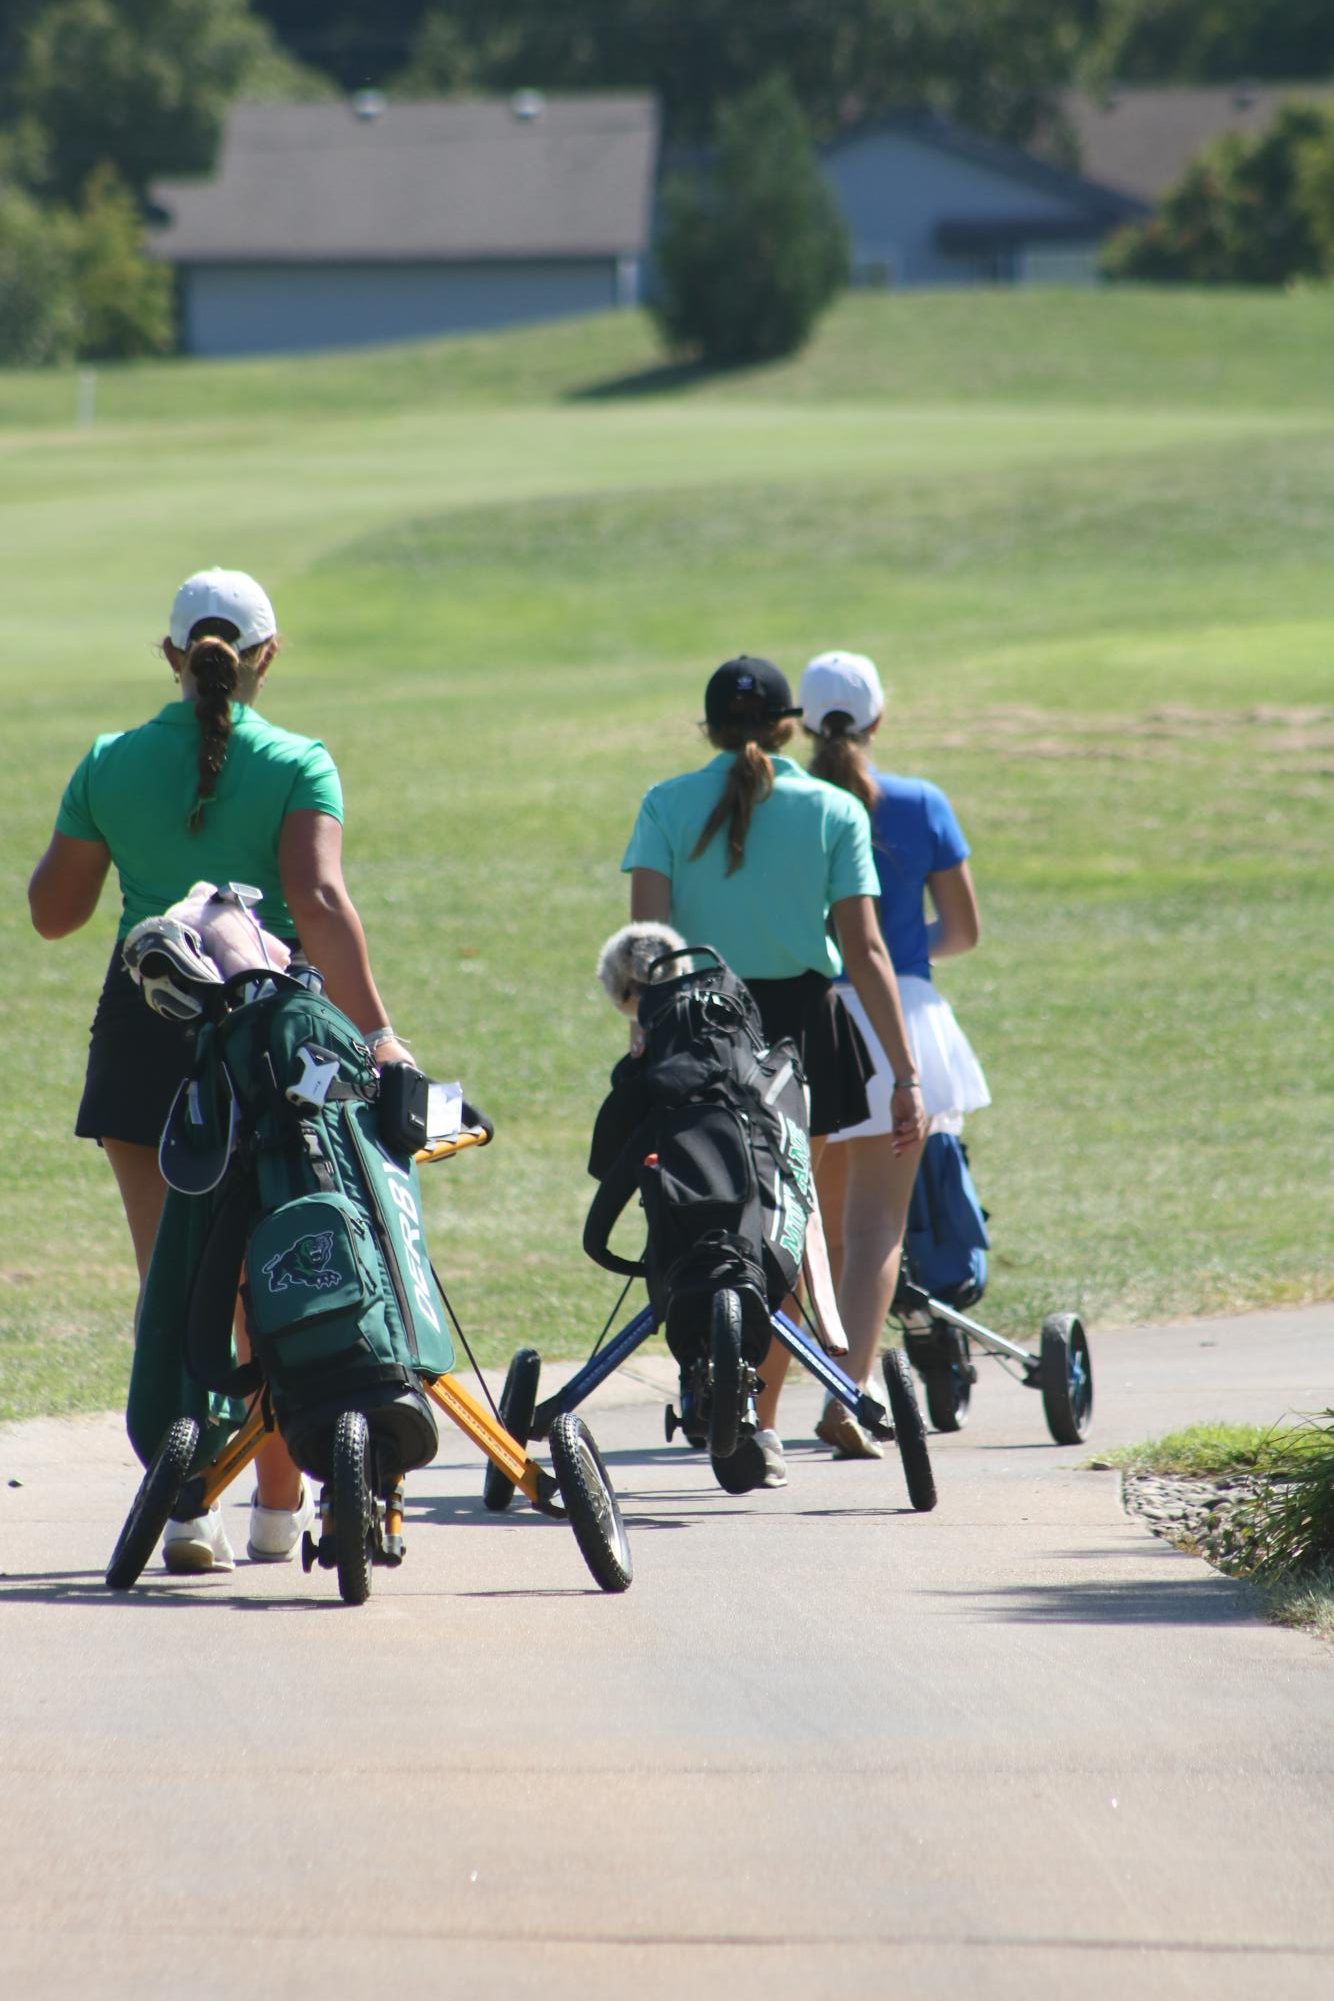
top-left (903, 1131), bottom-right (989, 1309)
top-left (129, 972), bottom-right (453, 1480)
top-left (583, 945), bottom-right (813, 1364)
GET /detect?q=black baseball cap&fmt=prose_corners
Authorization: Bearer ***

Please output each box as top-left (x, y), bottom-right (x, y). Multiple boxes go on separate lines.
top-left (703, 655), bottom-right (802, 728)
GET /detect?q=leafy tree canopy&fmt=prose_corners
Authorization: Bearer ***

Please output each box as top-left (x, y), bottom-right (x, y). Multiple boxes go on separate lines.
top-left (397, 1), bottom-right (1094, 148)
top-left (1085, 0), bottom-right (1334, 87)
top-left (8, 0), bottom-right (331, 205)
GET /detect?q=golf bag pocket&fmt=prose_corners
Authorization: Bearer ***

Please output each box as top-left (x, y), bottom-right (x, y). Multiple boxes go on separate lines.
top-left (640, 1104), bottom-right (767, 1347)
top-left (245, 1192), bottom-right (386, 1378)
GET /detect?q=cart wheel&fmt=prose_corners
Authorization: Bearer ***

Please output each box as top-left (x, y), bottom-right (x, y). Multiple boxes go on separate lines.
top-left (882, 1350), bottom-right (937, 1512)
top-left (923, 1329), bottom-right (971, 1433)
top-left (548, 1413), bottom-right (633, 1592)
top-left (707, 1288), bottom-right (745, 1462)
top-left (1040, 1313), bottom-right (1093, 1444)
top-left (332, 1409), bottom-right (373, 1605)
top-left (105, 1416), bottom-right (201, 1591)
top-left (483, 1347), bottom-right (542, 1513)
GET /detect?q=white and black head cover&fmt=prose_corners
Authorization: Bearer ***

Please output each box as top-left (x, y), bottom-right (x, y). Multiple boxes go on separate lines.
top-left (596, 921), bottom-right (687, 1018)
top-left (122, 916), bottom-right (224, 1023)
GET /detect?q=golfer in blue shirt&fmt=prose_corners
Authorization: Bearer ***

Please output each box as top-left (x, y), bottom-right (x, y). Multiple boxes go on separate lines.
top-left (798, 649), bottom-right (987, 1458)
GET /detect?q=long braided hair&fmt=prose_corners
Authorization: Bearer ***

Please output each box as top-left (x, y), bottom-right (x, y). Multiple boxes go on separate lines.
top-left (689, 716), bottom-right (796, 876)
top-left (182, 619), bottom-right (271, 833)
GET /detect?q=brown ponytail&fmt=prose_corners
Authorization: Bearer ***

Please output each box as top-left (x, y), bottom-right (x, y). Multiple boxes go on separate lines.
top-left (185, 633), bottom-right (240, 832)
top-left (808, 713), bottom-right (878, 815)
top-left (690, 718), bottom-right (795, 875)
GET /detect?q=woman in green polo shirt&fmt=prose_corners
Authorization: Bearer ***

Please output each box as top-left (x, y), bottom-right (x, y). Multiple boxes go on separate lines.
top-left (622, 654), bottom-right (927, 1490)
top-left (28, 567), bottom-right (411, 1574)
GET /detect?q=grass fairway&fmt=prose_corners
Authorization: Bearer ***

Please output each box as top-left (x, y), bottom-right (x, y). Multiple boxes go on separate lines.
top-left (2, 289), bottom-right (1331, 1423)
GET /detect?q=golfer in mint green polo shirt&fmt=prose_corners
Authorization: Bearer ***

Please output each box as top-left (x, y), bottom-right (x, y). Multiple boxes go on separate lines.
top-left (29, 567), bottom-right (411, 1574)
top-left (622, 654), bottom-right (926, 1491)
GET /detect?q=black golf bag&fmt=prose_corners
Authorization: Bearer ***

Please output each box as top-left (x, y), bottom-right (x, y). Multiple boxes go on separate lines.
top-left (583, 945), bottom-right (813, 1366)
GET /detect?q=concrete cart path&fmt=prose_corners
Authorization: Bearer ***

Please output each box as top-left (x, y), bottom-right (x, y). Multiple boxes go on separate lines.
top-left (2, 1303), bottom-right (1331, 2001)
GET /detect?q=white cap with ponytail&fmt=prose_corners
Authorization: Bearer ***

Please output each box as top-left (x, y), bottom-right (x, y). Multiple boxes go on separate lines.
top-left (799, 651), bottom-right (885, 736)
top-left (170, 568), bottom-right (276, 650)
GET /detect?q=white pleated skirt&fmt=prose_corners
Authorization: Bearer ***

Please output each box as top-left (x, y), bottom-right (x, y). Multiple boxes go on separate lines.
top-left (828, 976), bottom-right (990, 1141)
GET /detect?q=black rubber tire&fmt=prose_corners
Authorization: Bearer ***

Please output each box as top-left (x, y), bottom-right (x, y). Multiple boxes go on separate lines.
top-left (707, 1289), bottom-right (745, 1462)
top-left (923, 1330), bottom-right (971, 1433)
top-left (1040, 1313), bottom-right (1094, 1445)
top-left (332, 1408), bottom-right (373, 1605)
top-left (483, 1346), bottom-right (542, 1513)
top-left (882, 1349), bottom-right (937, 1513)
top-left (549, 1413), bottom-right (633, 1592)
top-left (105, 1416), bottom-right (200, 1591)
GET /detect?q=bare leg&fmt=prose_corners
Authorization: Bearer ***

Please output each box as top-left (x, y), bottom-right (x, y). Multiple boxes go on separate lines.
top-left (824, 1132), bottom-right (924, 1392)
top-left (103, 1140), bottom-right (302, 1511)
top-left (817, 1139), bottom-right (850, 1293)
top-left (104, 1140), bottom-right (168, 1296)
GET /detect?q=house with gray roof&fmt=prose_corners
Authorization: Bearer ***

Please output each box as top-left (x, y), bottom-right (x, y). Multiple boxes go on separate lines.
top-left (150, 93), bottom-right (660, 357)
top-left (820, 111), bottom-right (1147, 289)
top-left (1057, 82), bottom-right (1334, 204)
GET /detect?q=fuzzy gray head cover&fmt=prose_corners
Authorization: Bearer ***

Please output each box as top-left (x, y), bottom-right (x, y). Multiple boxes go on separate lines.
top-left (596, 921), bottom-right (687, 1014)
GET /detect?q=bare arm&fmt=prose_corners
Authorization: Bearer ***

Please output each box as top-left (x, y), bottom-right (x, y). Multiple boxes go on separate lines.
top-left (28, 833), bottom-right (112, 939)
top-left (629, 867), bottom-right (673, 925)
top-left (278, 811), bottom-right (410, 1066)
top-left (831, 894), bottom-right (927, 1152)
top-left (925, 860), bottom-right (980, 961)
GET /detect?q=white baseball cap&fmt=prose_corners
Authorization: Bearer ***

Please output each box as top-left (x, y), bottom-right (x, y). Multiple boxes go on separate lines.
top-left (799, 651), bottom-right (885, 735)
top-left (169, 568), bottom-right (277, 651)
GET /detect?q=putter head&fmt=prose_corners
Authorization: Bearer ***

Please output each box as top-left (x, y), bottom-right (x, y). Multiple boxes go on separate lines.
top-left (122, 917), bottom-right (223, 1023)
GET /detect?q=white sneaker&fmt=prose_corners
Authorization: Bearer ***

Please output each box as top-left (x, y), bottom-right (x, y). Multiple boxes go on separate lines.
top-left (162, 1505), bottom-right (236, 1574)
top-left (753, 1428), bottom-right (788, 1489)
top-left (248, 1482), bottom-right (316, 1563)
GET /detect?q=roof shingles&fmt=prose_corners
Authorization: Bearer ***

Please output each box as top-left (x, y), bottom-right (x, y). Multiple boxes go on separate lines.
top-left (151, 96), bottom-right (659, 263)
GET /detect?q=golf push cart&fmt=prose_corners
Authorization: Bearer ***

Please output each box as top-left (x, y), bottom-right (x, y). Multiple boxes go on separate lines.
top-left (483, 936), bottom-right (939, 1517)
top-left (888, 1131), bottom-right (1093, 1444)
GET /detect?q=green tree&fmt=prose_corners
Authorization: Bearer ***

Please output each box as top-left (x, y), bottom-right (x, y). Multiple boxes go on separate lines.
top-left (1085, 0), bottom-right (1334, 86)
top-left (399, 1), bottom-right (1091, 149)
top-left (70, 165), bottom-right (175, 359)
top-left (1102, 102), bottom-right (1334, 284)
top-left (653, 75), bottom-right (849, 367)
top-left (0, 182), bottom-right (78, 365)
top-left (13, 0), bottom-right (330, 205)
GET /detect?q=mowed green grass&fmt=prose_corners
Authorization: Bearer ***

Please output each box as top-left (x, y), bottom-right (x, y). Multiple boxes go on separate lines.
top-left (1, 290), bottom-right (1331, 1422)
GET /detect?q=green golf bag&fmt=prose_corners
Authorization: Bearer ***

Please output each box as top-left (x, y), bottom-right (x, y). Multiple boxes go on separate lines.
top-left (129, 972), bottom-right (454, 1483)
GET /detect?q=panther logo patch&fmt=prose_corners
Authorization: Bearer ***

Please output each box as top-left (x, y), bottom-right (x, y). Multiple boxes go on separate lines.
top-left (263, 1231), bottom-right (342, 1294)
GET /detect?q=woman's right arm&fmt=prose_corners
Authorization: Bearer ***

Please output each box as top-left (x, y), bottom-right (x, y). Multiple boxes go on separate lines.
top-left (278, 810), bottom-right (412, 1067)
top-left (925, 860), bottom-right (980, 961)
top-left (629, 868), bottom-right (672, 924)
top-left (28, 833), bottom-right (111, 939)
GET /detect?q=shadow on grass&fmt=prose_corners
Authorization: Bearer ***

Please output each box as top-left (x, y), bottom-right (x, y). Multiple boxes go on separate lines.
top-left (566, 356), bottom-right (737, 401)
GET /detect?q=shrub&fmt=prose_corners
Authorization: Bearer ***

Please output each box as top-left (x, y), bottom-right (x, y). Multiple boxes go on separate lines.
top-left (653, 74), bottom-right (848, 367)
top-left (1103, 101), bottom-right (1334, 286)
top-left (0, 181), bottom-right (78, 365)
top-left (71, 164), bottom-right (174, 360)
top-left (1213, 1412), bottom-right (1334, 1584)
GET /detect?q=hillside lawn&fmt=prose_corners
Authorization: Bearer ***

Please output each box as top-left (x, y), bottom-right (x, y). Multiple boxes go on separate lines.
top-left (1, 288), bottom-right (1331, 1423)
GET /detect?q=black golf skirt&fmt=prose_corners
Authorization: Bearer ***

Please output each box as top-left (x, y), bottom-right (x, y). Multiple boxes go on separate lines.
top-left (741, 970), bottom-right (872, 1138)
top-left (75, 950), bottom-right (197, 1148)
